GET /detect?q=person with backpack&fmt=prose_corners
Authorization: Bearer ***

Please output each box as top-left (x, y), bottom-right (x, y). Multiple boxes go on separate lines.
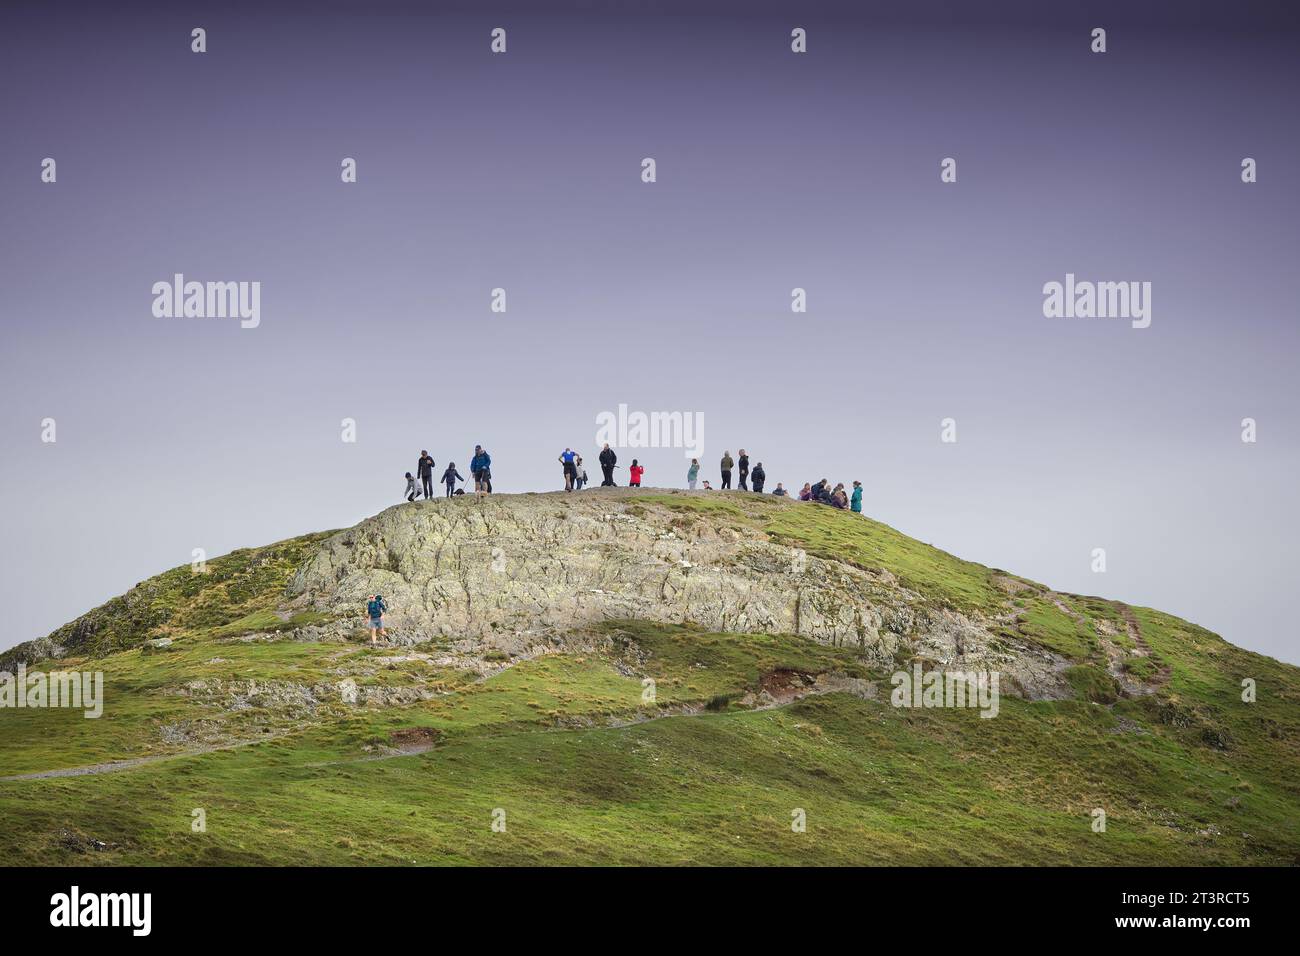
top-left (720, 451), bottom-right (734, 489)
top-left (575, 455), bottom-right (588, 490)
top-left (470, 445), bottom-right (492, 495)
top-left (629, 459), bottom-right (644, 487)
top-left (737, 449), bottom-right (750, 490)
top-left (416, 450), bottom-right (436, 500)
top-left (599, 444), bottom-right (618, 486)
top-left (442, 462), bottom-right (464, 497)
top-left (366, 594), bottom-right (388, 644)
top-left (559, 448), bottom-right (578, 492)
top-left (687, 458), bottom-right (699, 489)
top-left (751, 461), bottom-right (765, 494)
top-left (850, 480), bottom-right (863, 514)
top-left (404, 472), bottom-right (418, 502)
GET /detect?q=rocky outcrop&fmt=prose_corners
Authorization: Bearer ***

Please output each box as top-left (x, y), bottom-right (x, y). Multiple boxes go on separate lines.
top-left (287, 489), bottom-right (1072, 697)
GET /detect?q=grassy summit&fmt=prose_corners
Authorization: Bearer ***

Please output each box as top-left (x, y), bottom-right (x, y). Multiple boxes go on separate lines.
top-left (0, 492), bottom-right (1296, 865)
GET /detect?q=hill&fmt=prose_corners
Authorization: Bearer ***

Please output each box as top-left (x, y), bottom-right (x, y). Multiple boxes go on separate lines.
top-left (0, 489), bottom-right (1296, 865)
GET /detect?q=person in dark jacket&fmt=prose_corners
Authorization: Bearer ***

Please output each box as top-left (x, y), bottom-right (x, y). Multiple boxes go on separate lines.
top-left (442, 463), bottom-right (464, 497)
top-left (750, 461), bottom-right (765, 494)
top-left (417, 450), bottom-right (436, 499)
top-left (599, 444), bottom-right (618, 486)
top-left (720, 451), bottom-right (734, 489)
top-left (737, 450), bottom-right (750, 491)
top-left (470, 446), bottom-right (492, 495)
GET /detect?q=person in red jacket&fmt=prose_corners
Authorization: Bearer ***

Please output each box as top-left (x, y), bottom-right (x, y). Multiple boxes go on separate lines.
top-left (628, 459), bottom-right (645, 487)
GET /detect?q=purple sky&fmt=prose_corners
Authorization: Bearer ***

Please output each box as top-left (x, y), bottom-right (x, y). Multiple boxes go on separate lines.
top-left (2, 0), bottom-right (1298, 663)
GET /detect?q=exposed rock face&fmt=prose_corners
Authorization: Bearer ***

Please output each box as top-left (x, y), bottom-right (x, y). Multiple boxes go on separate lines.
top-left (287, 489), bottom-right (1071, 697)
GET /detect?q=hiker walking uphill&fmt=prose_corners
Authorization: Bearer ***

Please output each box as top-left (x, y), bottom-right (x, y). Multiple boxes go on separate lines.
top-left (750, 461), bottom-right (765, 494)
top-left (599, 443), bottom-right (618, 486)
top-left (470, 445), bottom-right (492, 495)
top-left (417, 450), bottom-right (436, 500)
top-left (442, 462), bottom-right (464, 497)
top-left (720, 451), bottom-right (734, 489)
top-left (366, 594), bottom-right (387, 644)
top-left (738, 450), bottom-right (750, 491)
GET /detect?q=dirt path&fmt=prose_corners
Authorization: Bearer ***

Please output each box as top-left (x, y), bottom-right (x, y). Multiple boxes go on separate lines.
top-left (0, 734), bottom-right (287, 782)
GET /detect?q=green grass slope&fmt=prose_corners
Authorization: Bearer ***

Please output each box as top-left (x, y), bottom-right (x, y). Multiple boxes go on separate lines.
top-left (0, 494), bottom-right (1296, 865)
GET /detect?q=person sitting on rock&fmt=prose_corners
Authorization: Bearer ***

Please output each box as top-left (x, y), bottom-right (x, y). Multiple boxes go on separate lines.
top-left (442, 462), bottom-right (464, 497)
top-left (366, 594), bottom-right (388, 644)
top-left (798, 482), bottom-right (812, 501)
top-left (772, 482), bottom-right (787, 496)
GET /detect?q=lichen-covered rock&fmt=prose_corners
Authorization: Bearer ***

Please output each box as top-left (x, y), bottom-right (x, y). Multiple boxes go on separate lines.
top-left (287, 489), bottom-right (1071, 698)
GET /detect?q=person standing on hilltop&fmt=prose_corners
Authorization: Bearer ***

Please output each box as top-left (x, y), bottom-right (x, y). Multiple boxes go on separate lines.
top-left (687, 458), bottom-right (699, 489)
top-left (737, 449), bottom-right (750, 490)
top-left (750, 461), bottom-right (765, 494)
top-left (599, 443), bottom-right (618, 486)
top-left (417, 450), bottom-right (436, 500)
top-left (720, 451), bottom-right (734, 489)
top-left (559, 447), bottom-right (578, 492)
top-left (442, 462), bottom-right (464, 497)
top-left (851, 480), bottom-right (863, 514)
top-left (575, 455), bottom-right (588, 490)
top-left (470, 445), bottom-right (492, 495)
top-left (404, 472), bottom-right (418, 503)
top-left (629, 459), bottom-right (645, 487)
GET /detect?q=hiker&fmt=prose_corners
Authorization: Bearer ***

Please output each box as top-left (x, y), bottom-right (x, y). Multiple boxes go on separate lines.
top-left (575, 455), bottom-right (588, 490)
top-left (417, 450), bottom-right (436, 499)
top-left (599, 444), bottom-right (617, 486)
top-left (629, 459), bottom-right (644, 487)
top-left (831, 483), bottom-right (849, 509)
top-left (470, 445), bottom-right (492, 495)
top-left (850, 480), bottom-right (863, 514)
top-left (798, 482), bottom-right (812, 501)
top-left (738, 449), bottom-right (750, 490)
top-left (720, 451), bottom-right (734, 489)
top-left (404, 472), bottom-right (418, 502)
top-left (751, 461), bottom-right (765, 494)
top-left (772, 482), bottom-right (788, 496)
top-left (442, 462), bottom-right (464, 497)
top-left (559, 448), bottom-right (578, 492)
top-left (687, 458), bottom-right (699, 489)
top-left (366, 594), bottom-right (387, 644)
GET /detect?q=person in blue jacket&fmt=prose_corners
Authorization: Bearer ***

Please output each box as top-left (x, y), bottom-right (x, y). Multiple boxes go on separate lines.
top-left (851, 480), bottom-right (863, 514)
top-left (470, 445), bottom-right (493, 495)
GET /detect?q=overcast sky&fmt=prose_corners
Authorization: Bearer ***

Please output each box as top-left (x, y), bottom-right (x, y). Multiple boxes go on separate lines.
top-left (2, 0), bottom-right (1297, 664)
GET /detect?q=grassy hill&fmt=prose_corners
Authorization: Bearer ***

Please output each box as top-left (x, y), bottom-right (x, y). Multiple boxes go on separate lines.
top-left (0, 492), bottom-right (1296, 866)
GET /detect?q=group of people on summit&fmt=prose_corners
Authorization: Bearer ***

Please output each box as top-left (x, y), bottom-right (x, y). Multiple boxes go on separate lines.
top-left (399, 444), bottom-right (862, 514)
